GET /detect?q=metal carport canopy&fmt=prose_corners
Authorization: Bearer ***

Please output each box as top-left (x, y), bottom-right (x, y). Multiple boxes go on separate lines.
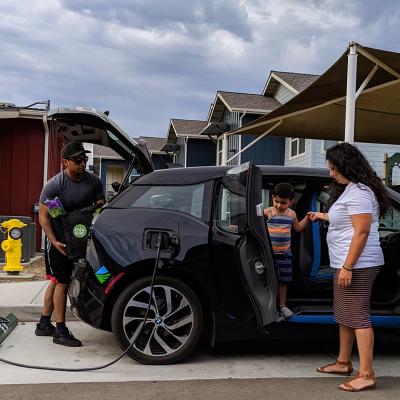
top-left (232, 42), bottom-right (400, 145)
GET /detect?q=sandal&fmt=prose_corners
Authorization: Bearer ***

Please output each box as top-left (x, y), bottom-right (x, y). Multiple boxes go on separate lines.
top-left (339, 371), bottom-right (376, 392)
top-left (316, 359), bottom-right (353, 375)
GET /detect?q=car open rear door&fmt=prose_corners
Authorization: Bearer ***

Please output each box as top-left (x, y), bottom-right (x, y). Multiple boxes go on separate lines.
top-left (219, 162), bottom-right (279, 327)
top-left (47, 107), bottom-right (154, 175)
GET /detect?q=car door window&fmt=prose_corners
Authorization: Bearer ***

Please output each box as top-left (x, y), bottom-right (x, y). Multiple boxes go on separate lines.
top-left (216, 185), bottom-right (245, 234)
top-left (379, 204), bottom-right (400, 232)
top-left (129, 184), bottom-right (205, 219)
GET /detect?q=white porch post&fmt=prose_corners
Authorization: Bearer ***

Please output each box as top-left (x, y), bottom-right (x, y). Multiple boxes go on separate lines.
top-left (184, 136), bottom-right (188, 167)
top-left (221, 133), bottom-right (228, 166)
top-left (41, 114), bottom-right (50, 250)
top-left (344, 43), bottom-right (358, 143)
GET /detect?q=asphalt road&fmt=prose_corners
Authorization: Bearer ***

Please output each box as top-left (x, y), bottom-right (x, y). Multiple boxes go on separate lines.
top-left (2, 378), bottom-right (400, 400)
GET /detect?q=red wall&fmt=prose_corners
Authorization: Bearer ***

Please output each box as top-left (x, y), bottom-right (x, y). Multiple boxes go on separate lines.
top-left (0, 119), bottom-right (45, 250)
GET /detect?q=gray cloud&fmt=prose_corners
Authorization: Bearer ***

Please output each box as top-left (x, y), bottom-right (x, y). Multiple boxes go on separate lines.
top-left (61, 0), bottom-right (253, 41)
top-left (1, 0), bottom-right (399, 137)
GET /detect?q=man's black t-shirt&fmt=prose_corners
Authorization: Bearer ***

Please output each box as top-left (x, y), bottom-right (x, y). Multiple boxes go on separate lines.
top-left (39, 170), bottom-right (104, 212)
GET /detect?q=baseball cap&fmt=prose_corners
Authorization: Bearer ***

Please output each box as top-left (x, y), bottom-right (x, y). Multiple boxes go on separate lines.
top-left (62, 142), bottom-right (91, 159)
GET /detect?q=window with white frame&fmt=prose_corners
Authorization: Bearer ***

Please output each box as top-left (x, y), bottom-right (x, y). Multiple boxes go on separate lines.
top-left (322, 140), bottom-right (338, 152)
top-left (290, 138), bottom-right (306, 158)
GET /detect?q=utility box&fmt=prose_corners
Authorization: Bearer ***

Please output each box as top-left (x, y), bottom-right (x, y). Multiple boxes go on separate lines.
top-left (0, 216), bottom-right (36, 263)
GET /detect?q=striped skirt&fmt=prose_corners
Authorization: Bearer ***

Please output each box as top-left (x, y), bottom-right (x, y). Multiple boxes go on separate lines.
top-left (333, 266), bottom-right (381, 329)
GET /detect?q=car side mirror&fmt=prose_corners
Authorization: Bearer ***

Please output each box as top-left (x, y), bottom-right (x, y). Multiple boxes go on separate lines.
top-left (111, 181), bottom-right (121, 193)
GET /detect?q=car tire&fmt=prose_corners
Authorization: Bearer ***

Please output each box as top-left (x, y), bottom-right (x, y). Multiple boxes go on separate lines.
top-left (111, 276), bottom-right (204, 365)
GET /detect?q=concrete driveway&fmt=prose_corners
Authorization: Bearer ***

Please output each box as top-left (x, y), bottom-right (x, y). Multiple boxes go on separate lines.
top-left (1, 322), bottom-right (400, 386)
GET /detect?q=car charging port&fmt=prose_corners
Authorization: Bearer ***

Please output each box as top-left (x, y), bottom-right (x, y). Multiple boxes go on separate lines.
top-left (144, 229), bottom-right (180, 260)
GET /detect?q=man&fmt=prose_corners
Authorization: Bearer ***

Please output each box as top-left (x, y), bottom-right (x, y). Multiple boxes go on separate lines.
top-left (36, 142), bottom-right (105, 347)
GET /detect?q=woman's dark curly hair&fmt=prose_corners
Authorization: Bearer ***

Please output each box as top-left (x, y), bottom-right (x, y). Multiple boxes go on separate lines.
top-left (326, 143), bottom-right (389, 216)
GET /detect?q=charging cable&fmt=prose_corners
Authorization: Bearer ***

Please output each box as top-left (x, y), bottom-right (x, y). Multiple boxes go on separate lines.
top-left (0, 233), bottom-right (163, 372)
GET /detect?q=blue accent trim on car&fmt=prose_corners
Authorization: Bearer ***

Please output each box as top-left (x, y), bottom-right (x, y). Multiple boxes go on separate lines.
top-left (313, 273), bottom-right (332, 280)
top-left (288, 314), bottom-right (400, 327)
top-left (96, 266), bottom-right (109, 275)
top-left (310, 192), bottom-right (321, 278)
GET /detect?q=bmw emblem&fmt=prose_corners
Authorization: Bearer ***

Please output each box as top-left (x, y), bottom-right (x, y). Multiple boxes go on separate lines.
top-left (155, 317), bottom-right (163, 325)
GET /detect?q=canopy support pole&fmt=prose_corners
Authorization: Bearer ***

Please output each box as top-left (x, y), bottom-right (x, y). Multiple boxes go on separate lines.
top-left (357, 47), bottom-right (400, 79)
top-left (225, 120), bottom-right (282, 165)
top-left (345, 43), bottom-right (358, 143)
top-left (356, 64), bottom-right (378, 99)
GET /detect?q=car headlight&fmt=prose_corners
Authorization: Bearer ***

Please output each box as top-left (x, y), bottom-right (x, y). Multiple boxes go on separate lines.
top-left (9, 228), bottom-right (22, 240)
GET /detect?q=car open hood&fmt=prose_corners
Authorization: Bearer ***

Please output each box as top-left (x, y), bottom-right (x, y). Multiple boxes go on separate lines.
top-left (48, 107), bottom-right (154, 174)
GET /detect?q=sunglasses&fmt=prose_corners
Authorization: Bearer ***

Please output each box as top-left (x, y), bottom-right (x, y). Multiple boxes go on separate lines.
top-left (69, 155), bottom-right (89, 164)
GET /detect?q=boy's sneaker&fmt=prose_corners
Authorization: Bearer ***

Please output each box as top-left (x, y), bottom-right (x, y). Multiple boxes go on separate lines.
top-left (280, 306), bottom-right (294, 318)
top-left (35, 323), bottom-right (56, 337)
top-left (53, 330), bottom-right (82, 347)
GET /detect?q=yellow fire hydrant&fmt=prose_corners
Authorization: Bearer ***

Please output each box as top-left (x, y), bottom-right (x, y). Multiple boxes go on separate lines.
top-left (1, 219), bottom-right (27, 274)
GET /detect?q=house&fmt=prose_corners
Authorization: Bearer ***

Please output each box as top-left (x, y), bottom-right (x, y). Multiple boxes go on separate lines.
top-left (203, 91), bottom-right (284, 165)
top-left (162, 119), bottom-right (216, 167)
top-left (0, 101), bottom-right (63, 251)
top-left (136, 136), bottom-right (172, 170)
top-left (93, 136), bottom-right (171, 199)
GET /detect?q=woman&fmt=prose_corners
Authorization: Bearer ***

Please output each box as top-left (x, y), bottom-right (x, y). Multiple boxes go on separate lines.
top-left (308, 142), bottom-right (389, 392)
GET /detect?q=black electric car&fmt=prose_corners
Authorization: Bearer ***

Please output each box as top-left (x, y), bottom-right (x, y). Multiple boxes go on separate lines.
top-left (49, 108), bottom-right (400, 365)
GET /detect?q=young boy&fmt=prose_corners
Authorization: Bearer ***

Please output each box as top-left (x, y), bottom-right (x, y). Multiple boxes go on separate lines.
top-left (264, 183), bottom-right (310, 318)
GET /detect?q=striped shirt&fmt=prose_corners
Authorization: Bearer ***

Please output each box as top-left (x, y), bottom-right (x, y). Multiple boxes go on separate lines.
top-left (265, 208), bottom-right (294, 254)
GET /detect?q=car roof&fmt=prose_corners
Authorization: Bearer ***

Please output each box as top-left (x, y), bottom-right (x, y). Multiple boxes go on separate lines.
top-left (135, 165), bottom-right (330, 185)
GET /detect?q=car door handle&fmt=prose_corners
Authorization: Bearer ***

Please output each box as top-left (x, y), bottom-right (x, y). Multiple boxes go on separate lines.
top-left (255, 261), bottom-right (265, 274)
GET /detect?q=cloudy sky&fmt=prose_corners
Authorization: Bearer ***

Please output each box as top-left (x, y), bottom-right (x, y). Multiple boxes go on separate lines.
top-left (1, 0), bottom-right (399, 138)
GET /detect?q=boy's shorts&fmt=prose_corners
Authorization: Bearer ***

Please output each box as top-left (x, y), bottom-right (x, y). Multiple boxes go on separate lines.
top-left (275, 251), bottom-right (292, 283)
top-left (44, 239), bottom-right (74, 284)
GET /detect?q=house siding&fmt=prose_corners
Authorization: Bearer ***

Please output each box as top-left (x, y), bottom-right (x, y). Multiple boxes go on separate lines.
top-left (274, 85), bottom-right (297, 104)
top-left (358, 143), bottom-right (400, 183)
top-left (311, 141), bottom-right (400, 184)
top-left (186, 139), bottom-right (216, 167)
top-left (241, 135), bottom-right (285, 165)
top-left (312, 140), bottom-right (328, 169)
top-left (0, 118), bottom-right (45, 251)
top-left (284, 137), bottom-right (312, 167)
top-left (221, 109), bottom-right (241, 166)
top-left (223, 111), bottom-right (285, 166)
top-left (176, 137), bottom-right (186, 166)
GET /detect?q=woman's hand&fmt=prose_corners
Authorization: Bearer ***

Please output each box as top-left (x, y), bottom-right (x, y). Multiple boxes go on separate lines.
top-left (338, 268), bottom-right (352, 288)
top-left (307, 211), bottom-right (323, 221)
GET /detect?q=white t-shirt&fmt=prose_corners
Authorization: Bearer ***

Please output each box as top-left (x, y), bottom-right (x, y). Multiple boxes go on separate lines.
top-left (327, 182), bottom-right (384, 269)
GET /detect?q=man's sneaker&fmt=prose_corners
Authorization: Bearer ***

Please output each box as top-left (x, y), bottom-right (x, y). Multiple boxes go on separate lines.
top-left (280, 306), bottom-right (294, 318)
top-left (35, 323), bottom-right (56, 337)
top-left (53, 330), bottom-right (82, 347)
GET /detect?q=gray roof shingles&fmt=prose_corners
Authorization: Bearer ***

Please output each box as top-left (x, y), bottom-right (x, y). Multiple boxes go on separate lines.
top-left (171, 119), bottom-right (208, 136)
top-left (93, 136), bottom-right (166, 158)
top-left (272, 71), bottom-right (319, 92)
top-left (134, 136), bottom-right (166, 151)
top-left (218, 91), bottom-right (281, 111)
